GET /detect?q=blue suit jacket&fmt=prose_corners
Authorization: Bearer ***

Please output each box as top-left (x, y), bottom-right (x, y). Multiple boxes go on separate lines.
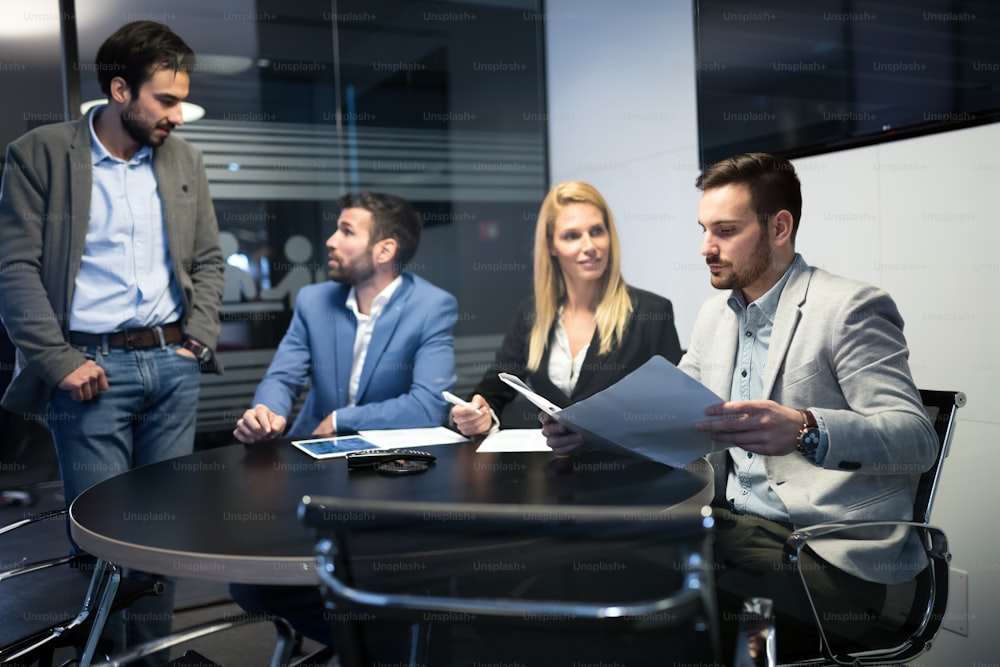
top-left (252, 273), bottom-right (457, 436)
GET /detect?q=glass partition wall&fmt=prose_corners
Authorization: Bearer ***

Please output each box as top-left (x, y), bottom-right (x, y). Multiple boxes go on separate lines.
top-left (71, 0), bottom-right (549, 444)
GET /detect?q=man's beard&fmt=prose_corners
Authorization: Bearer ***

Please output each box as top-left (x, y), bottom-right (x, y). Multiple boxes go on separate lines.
top-left (328, 254), bottom-right (375, 286)
top-left (120, 102), bottom-right (173, 148)
top-left (709, 229), bottom-right (772, 291)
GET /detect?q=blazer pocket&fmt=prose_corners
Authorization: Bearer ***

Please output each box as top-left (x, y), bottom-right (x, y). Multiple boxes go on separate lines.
top-left (781, 360), bottom-right (819, 388)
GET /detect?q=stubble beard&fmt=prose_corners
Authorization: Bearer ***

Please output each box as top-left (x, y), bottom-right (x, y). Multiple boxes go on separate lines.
top-left (328, 255), bottom-right (375, 286)
top-left (121, 102), bottom-right (171, 148)
top-left (709, 229), bottom-right (772, 291)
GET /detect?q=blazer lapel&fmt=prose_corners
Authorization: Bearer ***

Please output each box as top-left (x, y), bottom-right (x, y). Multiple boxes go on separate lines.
top-left (706, 303), bottom-right (739, 398)
top-left (354, 276), bottom-right (412, 402)
top-left (153, 143), bottom-right (185, 262)
top-left (66, 117), bottom-right (93, 316)
top-left (761, 256), bottom-right (810, 399)
top-left (333, 288), bottom-right (356, 408)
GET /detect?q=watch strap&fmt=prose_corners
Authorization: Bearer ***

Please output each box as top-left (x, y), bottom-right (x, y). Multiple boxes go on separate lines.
top-left (182, 337), bottom-right (212, 361)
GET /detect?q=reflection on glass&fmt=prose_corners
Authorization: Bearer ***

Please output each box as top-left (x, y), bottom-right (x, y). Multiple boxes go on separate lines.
top-left (71, 1), bottom-right (547, 442)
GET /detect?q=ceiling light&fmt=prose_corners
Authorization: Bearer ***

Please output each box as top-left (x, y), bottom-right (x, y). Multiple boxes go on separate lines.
top-left (195, 55), bottom-right (254, 76)
top-left (80, 99), bottom-right (206, 123)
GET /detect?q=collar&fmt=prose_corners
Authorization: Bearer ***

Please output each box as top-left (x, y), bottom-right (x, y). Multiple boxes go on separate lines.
top-left (345, 274), bottom-right (403, 320)
top-left (727, 253), bottom-right (801, 321)
top-left (88, 105), bottom-right (152, 166)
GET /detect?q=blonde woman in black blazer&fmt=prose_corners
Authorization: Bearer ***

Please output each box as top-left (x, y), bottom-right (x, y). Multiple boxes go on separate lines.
top-left (452, 181), bottom-right (682, 435)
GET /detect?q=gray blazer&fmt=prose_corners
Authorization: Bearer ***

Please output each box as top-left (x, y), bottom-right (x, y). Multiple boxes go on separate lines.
top-left (678, 254), bottom-right (938, 584)
top-left (0, 114), bottom-right (224, 416)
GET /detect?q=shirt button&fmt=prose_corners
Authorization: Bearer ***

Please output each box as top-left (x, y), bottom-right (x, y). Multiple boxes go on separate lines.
top-left (746, 452), bottom-right (753, 459)
top-left (745, 330), bottom-right (752, 337)
top-left (741, 369), bottom-right (747, 378)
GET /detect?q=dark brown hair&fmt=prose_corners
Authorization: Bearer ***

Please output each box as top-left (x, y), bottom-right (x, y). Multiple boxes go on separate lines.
top-left (337, 192), bottom-right (423, 270)
top-left (696, 152), bottom-right (803, 242)
top-left (95, 21), bottom-right (196, 96)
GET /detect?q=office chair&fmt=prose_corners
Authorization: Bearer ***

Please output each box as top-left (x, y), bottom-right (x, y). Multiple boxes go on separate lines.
top-left (300, 495), bottom-right (721, 667)
top-left (0, 509), bottom-right (165, 667)
top-left (779, 389), bottom-right (965, 666)
top-left (1, 513), bottom-right (304, 667)
top-left (86, 612), bottom-right (301, 667)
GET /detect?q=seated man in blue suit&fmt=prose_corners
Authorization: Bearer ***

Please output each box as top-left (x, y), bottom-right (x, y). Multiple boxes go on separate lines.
top-left (229, 191), bottom-right (457, 646)
top-left (233, 191), bottom-right (456, 442)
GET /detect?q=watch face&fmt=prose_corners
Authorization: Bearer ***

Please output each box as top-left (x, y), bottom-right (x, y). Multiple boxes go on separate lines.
top-left (803, 429), bottom-right (821, 450)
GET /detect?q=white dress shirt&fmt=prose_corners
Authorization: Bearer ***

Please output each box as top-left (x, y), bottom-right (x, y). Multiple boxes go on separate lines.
top-left (71, 106), bottom-right (183, 332)
top-left (329, 275), bottom-right (402, 432)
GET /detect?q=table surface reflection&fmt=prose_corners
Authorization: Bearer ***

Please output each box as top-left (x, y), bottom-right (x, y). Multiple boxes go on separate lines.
top-left (70, 440), bottom-right (713, 584)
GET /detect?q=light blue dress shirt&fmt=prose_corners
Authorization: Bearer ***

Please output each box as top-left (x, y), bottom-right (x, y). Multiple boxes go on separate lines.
top-left (724, 259), bottom-right (830, 521)
top-left (69, 106), bottom-right (183, 333)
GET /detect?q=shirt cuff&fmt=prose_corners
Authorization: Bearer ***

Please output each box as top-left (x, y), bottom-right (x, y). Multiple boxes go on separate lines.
top-left (330, 411), bottom-right (338, 435)
top-left (486, 406), bottom-right (500, 435)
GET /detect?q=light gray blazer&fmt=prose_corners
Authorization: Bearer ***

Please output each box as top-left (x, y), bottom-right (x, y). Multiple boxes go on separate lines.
top-left (679, 255), bottom-right (938, 584)
top-left (0, 114), bottom-right (224, 416)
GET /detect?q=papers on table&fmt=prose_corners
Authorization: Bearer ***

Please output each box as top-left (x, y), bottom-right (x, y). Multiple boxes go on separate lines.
top-left (499, 355), bottom-right (725, 468)
top-left (475, 429), bottom-right (552, 453)
top-left (356, 426), bottom-right (469, 449)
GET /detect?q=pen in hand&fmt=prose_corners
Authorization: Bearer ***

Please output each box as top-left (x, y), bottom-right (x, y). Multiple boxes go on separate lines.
top-left (442, 390), bottom-right (483, 416)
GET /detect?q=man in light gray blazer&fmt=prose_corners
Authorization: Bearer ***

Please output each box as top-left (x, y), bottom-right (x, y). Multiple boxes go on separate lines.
top-left (0, 21), bottom-right (223, 661)
top-left (682, 152), bottom-right (937, 654)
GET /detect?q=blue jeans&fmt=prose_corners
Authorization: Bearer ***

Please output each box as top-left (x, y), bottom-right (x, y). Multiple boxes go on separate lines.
top-left (48, 342), bottom-right (201, 662)
top-left (48, 343), bottom-right (201, 508)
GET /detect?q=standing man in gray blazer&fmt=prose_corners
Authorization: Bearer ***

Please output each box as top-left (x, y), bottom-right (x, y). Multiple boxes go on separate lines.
top-left (683, 152), bottom-right (938, 654)
top-left (0, 21), bottom-right (224, 659)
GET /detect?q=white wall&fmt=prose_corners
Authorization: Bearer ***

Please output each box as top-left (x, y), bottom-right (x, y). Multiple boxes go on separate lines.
top-left (544, 0), bottom-right (710, 341)
top-left (546, 1), bottom-right (1000, 664)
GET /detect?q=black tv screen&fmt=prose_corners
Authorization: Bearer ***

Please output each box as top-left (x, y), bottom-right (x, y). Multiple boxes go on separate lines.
top-left (694, 0), bottom-right (1000, 165)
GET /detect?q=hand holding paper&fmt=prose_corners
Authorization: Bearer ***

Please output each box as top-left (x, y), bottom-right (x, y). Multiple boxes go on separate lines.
top-left (498, 356), bottom-right (725, 467)
top-left (539, 412), bottom-right (585, 455)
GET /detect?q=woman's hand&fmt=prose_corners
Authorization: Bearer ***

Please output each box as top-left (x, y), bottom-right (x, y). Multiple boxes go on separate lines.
top-left (451, 394), bottom-right (494, 436)
top-left (539, 412), bottom-right (585, 455)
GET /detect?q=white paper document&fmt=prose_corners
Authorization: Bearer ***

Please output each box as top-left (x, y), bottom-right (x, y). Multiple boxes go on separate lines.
top-left (500, 355), bottom-right (725, 467)
top-left (356, 426), bottom-right (469, 449)
top-left (476, 429), bottom-right (552, 453)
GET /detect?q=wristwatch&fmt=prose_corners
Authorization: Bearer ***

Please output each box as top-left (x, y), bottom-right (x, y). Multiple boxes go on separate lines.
top-left (796, 409), bottom-right (821, 459)
top-left (181, 337), bottom-right (212, 362)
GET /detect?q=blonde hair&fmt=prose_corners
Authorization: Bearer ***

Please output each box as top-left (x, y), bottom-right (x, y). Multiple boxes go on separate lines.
top-left (527, 181), bottom-right (633, 371)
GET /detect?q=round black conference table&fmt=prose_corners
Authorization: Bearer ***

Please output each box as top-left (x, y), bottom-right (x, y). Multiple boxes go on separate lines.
top-left (69, 439), bottom-right (714, 585)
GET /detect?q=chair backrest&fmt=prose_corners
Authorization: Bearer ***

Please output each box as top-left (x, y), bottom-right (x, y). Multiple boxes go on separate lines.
top-left (915, 389), bottom-right (965, 524)
top-left (300, 495), bottom-right (721, 667)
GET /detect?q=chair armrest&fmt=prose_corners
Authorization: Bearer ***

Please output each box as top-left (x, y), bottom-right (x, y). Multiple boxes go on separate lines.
top-left (0, 508), bottom-right (66, 536)
top-left (781, 520), bottom-right (950, 664)
top-left (782, 520), bottom-right (949, 568)
top-left (0, 509), bottom-right (74, 582)
top-left (90, 613), bottom-right (296, 667)
top-left (316, 537), bottom-right (710, 627)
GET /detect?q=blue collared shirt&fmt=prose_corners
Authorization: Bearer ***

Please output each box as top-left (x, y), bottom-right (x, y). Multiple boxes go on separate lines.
top-left (724, 256), bottom-right (829, 521)
top-left (69, 106), bottom-right (183, 333)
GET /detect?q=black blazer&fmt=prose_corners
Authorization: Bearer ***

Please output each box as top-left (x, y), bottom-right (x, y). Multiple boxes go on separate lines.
top-left (472, 287), bottom-right (683, 427)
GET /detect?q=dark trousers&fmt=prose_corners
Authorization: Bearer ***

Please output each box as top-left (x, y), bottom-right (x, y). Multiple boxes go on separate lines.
top-left (712, 508), bottom-right (887, 663)
top-left (229, 583), bottom-right (334, 648)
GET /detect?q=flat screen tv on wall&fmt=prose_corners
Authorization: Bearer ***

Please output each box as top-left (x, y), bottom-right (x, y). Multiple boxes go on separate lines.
top-left (694, 0), bottom-right (1000, 165)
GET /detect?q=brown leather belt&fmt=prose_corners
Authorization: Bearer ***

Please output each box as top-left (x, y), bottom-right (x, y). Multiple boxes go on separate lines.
top-left (69, 322), bottom-right (183, 350)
